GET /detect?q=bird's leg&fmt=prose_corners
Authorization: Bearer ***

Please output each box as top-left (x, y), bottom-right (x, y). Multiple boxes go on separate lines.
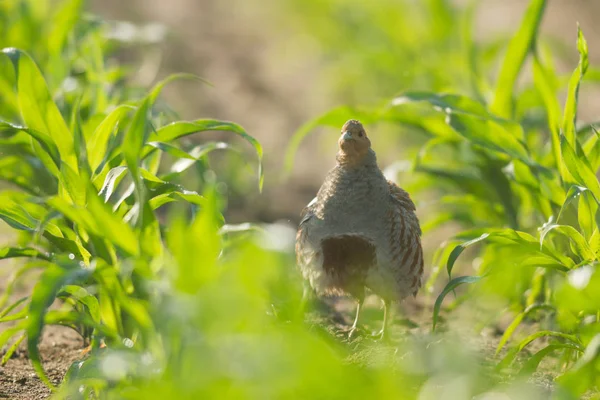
top-left (377, 298), bottom-right (392, 341)
top-left (348, 298), bottom-right (363, 339)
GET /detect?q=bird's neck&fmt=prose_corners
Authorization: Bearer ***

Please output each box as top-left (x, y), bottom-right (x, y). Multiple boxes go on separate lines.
top-left (336, 149), bottom-right (377, 169)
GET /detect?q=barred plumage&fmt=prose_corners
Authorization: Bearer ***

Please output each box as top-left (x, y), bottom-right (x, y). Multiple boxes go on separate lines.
top-left (296, 119), bottom-right (423, 339)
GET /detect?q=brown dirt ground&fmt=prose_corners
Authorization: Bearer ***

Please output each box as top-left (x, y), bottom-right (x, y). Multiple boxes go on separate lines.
top-left (0, 327), bottom-right (83, 400)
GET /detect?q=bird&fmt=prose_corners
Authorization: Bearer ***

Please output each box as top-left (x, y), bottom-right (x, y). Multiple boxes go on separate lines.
top-left (295, 119), bottom-right (423, 340)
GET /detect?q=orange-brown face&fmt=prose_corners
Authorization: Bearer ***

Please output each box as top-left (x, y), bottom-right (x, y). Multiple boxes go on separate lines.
top-left (338, 119), bottom-right (371, 159)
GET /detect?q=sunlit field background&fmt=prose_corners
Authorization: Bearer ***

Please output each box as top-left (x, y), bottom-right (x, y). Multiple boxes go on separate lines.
top-left (1, 0), bottom-right (600, 398)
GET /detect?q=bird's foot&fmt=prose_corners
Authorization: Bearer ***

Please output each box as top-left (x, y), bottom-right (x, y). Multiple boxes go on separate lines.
top-left (346, 325), bottom-right (360, 340)
top-left (373, 329), bottom-right (390, 342)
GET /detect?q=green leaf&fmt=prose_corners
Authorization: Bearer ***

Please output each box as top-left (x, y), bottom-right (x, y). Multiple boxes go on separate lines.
top-left (48, 189), bottom-right (139, 256)
top-left (540, 223), bottom-right (595, 262)
top-left (58, 285), bottom-right (101, 324)
top-left (583, 126), bottom-right (600, 173)
top-left (88, 105), bottom-right (135, 173)
top-left (533, 50), bottom-right (562, 170)
top-left (446, 233), bottom-right (489, 278)
top-left (146, 119), bottom-right (263, 190)
top-left (519, 343), bottom-right (582, 375)
top-left (0, 247), bottom-right (49, 260)
top-left (557, 185), bottom-right (588, 223)
top-left (562, 26), bottom-right (589, 147)
top-left (0, 120), bottom-right (61, 170)
top-left (560, 135), bottom-right (600, 201)
top-left (163, 142), bottom-right (237, 180)
top-left (60, 161), bottom-right (86, 206)
top-left (578, 191), bottom-right (597, 240)
top-left (0, 321), bottom-right (27, 361)
top-left (27, 263), bottom-right (91, 389)
top-left (99, 166), bottom-right (128, 202)
top-left (149, 191), bottom-right (205, 210)
top-left (47, 0), bottom-right (83, 56)
top-left (0, 154), bottom-right (57, 195)
top-left (496, 303), bottom-right (555, 356)
top-left (1, 332), bottom-right (25, 365)
top-left (392, 92), bottom-right (533, 165)
top-left (1, 48), bottom-right (76, 170)
top-left (498, 330), bottom-right (582, 369)
top-left (490, 0), bottom-right (546, 118)
top-left (433, 275), bottom-right (481, 331)
top-left (0, 296), bottom-right (29, 320)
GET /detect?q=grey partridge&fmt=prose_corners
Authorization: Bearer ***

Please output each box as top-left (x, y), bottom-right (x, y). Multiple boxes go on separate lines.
top-left (295, 120), bottom-right (423, 339)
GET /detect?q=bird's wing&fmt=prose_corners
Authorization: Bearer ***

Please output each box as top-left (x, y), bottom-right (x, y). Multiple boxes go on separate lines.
top-left (386, 180), bottom-right (423, 296)
top-left (299, 196), bottom-right (317, 226)
top-left (296, 197), bottom-right (318, 266)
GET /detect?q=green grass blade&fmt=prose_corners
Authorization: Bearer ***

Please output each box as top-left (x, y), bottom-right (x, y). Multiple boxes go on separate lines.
top-left (1, 332), bottom-right (25, 366)
top-left (562, 26), bottom-right (589, 147)
top-left (498, 330), bottom-right (582, 369)
top-left (0, 296), bottom-right (29, 320)
top-left (533, 50), bottom-right (562, 170)
top-left (47, 0), bottom-right (83, 56)
top-left (0, 322), bottom-right (26, 360)
top-left (519, 343), bottom-right (582, 376)
top-left (495, 303), bottom-right (555, 356)
top-left (433, 275), bottom-right (481, 331)
top-left (446, 233), bottom-right (489, 278)
top-left (490, 0), bottom-right (546, 118)
top-left (27, 263), bottom-right (91, 389)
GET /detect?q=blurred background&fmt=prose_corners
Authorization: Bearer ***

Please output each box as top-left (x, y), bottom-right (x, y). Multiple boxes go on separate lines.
top-left (89, 0), bottom-right (600, 224)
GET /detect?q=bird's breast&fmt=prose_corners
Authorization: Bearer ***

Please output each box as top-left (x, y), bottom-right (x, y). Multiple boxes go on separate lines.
top-left (315, 168), bottom-right (390, 235)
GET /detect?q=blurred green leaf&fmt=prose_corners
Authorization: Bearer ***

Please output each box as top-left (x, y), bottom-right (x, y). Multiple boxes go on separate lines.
top-left (490, 0), bottom-right (546, 118)
top-left (27, 262), bottom-right (91, 389)
top-left (560, 135), bottom-right (600, 201)
top-left (0, 120), bottom-right (61, 169)
top-left (147, 119), bottom-right (263, 190)
top-left (498, 330), bottom-right (582, 369)
top-left (1, 332), bottom-right (25, 365)
top-left (433, 275), bottom-right (481, 331)
top-left (1, 48), bottom-right (76, 169)
top-left (540, 224), bottom-right (595, 262)
top-left (47, 0), bottom-right (83, 56)
top-left (58, 285), bottom-right (101, 324)
top-left (392, 92), bottom-right (533, 165)
top-left (496, 303), bottom-right (555, 356)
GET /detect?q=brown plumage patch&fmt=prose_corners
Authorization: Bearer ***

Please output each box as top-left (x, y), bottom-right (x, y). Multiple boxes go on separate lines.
top-left (321, 235), bottom-right (375, 300)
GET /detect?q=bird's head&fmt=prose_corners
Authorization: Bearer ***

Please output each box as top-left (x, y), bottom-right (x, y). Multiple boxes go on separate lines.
top-left (337, 119), bottom-right (372, 166)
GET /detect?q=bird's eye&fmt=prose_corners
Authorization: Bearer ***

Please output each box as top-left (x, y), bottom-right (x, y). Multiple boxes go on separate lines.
top-left (358, 132), bottom-right (363, 137)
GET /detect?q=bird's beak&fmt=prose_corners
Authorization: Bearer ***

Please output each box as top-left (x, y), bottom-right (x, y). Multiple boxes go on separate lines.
top-left (341, 131), bottom-right (352, 141)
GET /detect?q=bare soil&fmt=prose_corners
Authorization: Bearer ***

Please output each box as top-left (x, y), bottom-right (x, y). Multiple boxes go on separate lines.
top-left (0, 327), bottom-right (83, 400)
